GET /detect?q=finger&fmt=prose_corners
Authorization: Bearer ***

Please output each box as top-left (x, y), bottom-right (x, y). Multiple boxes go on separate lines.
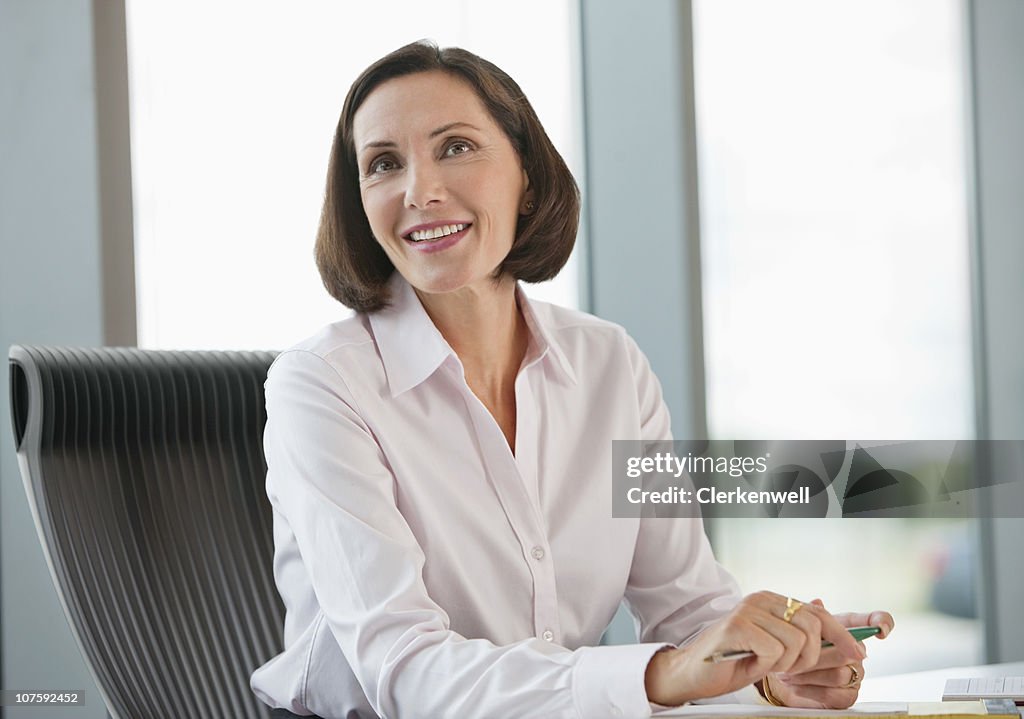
top-left (747, 606), bottom-right (811, 674)
top-left (781, 662), bottom-right (864, 688)
top-left (733, 617), bottom-right (790, 678)
top-left (784, 602), bottom-right (825, 673)
top-left (783, 646), bottom-right (859, 674)
top-left (833, 610), bottom-right (895, 638)
top-left (756, 595), bottom-right (835, 673)
top-left (808, 605), bottom-right (865, 661)
top-left (723, 593), bottom-right (797, 678)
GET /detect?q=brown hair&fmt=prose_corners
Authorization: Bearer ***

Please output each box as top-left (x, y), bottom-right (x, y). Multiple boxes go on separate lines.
top-left (315, 40), bottom-right (580, 312)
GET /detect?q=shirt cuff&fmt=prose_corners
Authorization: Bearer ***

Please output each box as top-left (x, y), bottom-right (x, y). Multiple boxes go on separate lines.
top-left (572, 643), bottom-right (672, 718)
top-left (691, 682), bottom-right (769, 705)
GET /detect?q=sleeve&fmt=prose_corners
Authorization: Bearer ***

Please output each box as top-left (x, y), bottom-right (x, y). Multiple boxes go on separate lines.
top-left (264, 349), bottom-right (671, 719)
top-left (620, 337), bottom-right (765, 706)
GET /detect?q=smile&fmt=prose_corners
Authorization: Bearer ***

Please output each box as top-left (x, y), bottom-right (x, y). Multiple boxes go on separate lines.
top-left (401, 222), bottom-right (472, 254)
top-left (407, 223), bottom-right (469, 242)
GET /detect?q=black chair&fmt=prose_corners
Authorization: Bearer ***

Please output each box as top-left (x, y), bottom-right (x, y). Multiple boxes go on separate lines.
top-left (8, 345), bottom-right (289, 719)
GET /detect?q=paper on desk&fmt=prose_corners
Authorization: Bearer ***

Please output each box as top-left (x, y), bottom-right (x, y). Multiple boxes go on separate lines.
top-left (652, 703), bottom-right (908, 717)
top-left (909, 704), bottom-right (988, 716)
top-left (652, 702), bottom-right (999, 718)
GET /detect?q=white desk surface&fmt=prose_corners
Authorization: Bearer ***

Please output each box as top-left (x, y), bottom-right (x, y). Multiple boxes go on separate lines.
top-left (858, 661), bottom-right (1024, 702)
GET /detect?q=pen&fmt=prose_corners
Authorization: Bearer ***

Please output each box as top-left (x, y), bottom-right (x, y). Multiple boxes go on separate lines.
top-left (703, 625), bottom-right (881, 663)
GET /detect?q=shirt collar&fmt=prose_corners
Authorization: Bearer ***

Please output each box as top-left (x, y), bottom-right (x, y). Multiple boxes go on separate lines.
top-left (515, 284), bottom-right (578, 387)
top-left (368, 273), bottom-right (578, 398)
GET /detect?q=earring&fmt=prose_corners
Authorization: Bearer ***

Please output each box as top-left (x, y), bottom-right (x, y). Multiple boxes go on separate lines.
top-left (525, 200), bottom-right (536, 213)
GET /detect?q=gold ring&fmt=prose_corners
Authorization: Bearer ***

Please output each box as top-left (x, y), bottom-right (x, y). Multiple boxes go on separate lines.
top-left (845, 664), bottom-right (861, 688)
top-left (782, 597), bottom-right (803, 623)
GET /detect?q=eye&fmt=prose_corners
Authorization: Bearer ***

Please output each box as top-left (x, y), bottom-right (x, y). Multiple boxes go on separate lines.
top-left (367, 155), bottom-right (399, 175)
top-left (443, 140), bottom-right (473, 157)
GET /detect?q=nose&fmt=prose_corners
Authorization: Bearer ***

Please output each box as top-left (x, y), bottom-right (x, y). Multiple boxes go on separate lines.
top-left (403, 159), bottom-right (447, 209)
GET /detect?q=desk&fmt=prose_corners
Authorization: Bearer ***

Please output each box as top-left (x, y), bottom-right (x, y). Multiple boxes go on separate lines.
top-left (858, 662), bottom-right (1024, 702)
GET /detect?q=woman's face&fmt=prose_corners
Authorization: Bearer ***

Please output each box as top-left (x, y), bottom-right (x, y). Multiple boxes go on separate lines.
top-left (353, 71), bottom-right (530, 298)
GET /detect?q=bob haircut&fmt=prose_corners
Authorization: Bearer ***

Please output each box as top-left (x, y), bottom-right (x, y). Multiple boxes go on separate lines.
top-left (315, 40), bottom-right (580, 313)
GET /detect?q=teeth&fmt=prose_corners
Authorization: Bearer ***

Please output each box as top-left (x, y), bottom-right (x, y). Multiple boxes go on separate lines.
top-left (410, 223), bottom-right (466, 242)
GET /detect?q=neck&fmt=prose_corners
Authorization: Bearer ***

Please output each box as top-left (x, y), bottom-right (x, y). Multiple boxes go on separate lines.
top-left (413, 276), bottom-right (528, 394)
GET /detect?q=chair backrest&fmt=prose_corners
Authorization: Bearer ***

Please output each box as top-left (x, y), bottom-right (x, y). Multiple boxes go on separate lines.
top-left (9, 345), bottom-right (284, 719)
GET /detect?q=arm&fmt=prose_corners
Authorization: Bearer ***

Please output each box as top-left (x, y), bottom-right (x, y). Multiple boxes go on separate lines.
top-left (265, 349), bottom-right (669, 719)
top-left (619, 337), bottom-right (875, 706)
top-left (619, 336), bottom-right (763, 704)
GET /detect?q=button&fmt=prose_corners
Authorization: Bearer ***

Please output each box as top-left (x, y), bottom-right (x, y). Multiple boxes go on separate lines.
top-left (531, 546), bottom-right (545, 560)
top-left (541, 629), bottom-right (554, 642)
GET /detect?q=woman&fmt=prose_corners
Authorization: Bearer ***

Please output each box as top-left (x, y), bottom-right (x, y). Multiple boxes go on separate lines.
top-left (250, 41), bottom-right (893, 718)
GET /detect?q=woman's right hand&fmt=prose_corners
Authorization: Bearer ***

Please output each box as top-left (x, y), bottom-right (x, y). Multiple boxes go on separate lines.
top-left (644, 591), bottom-right (867, 706)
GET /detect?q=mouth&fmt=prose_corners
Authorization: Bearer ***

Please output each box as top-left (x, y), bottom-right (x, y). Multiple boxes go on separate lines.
top-left (401, 222), bottom-right (472, 253)
top-left (402, 222), bottom-right (472, 243)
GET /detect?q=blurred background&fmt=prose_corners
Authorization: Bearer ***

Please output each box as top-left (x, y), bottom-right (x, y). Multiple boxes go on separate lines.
top-left (2, 1), bottom-right (1023, 716)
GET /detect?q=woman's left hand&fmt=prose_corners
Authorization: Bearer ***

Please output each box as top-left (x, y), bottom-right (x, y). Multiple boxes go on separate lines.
top-left (764, 601), bottom-right (894, 709)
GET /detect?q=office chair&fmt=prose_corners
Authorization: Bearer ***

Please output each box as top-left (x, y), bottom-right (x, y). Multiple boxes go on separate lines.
top-left (8, 345), bottom-right (288, 719)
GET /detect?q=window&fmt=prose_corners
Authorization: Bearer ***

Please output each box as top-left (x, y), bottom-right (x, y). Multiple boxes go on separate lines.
top-left (693, 0), bottom-right (980, 673)
top-left (126, 1), bottom-right (583, 350)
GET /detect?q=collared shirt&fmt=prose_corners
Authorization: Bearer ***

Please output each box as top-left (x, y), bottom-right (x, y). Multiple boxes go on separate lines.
top-left (250, 274), bottom-right (759, 718)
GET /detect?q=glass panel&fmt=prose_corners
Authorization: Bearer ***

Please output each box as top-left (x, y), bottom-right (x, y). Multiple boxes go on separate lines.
top-left (126, 0), bottom-right (582, 350)
top-left (693, 0), bottom-right (980, 673)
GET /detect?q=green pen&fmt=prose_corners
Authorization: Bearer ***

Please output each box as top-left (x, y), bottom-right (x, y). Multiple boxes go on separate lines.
top-left (703, 625), bottom-right (881, 663)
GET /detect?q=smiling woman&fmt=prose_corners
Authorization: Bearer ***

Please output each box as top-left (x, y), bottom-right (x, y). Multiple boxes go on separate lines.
top-left (314, 43), bottom-right (579, 315)
top-left (250, 41), bottom-right (893, 719)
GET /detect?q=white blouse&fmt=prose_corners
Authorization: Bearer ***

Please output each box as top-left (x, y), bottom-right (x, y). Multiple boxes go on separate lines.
top-left (250, 273), bottom-right (758, 718)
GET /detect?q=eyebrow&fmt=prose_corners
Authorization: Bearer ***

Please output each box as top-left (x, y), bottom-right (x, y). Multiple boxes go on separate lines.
top-left (359, 122), bottom-right (482, 152)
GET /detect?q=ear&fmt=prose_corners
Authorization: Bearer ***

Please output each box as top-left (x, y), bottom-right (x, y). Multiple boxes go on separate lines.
top-left (520, 171), bottom-right (535, 214)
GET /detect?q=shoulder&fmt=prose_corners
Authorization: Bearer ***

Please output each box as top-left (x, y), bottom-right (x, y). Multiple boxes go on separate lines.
top-left (266, 314), bottom-right (385, 402)
top-left (527, 298), bottom-right (649, 370)
top-left (529, 297), bottom-right (626, 342)
top-left (280, 313), bottom-right (375, 360)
